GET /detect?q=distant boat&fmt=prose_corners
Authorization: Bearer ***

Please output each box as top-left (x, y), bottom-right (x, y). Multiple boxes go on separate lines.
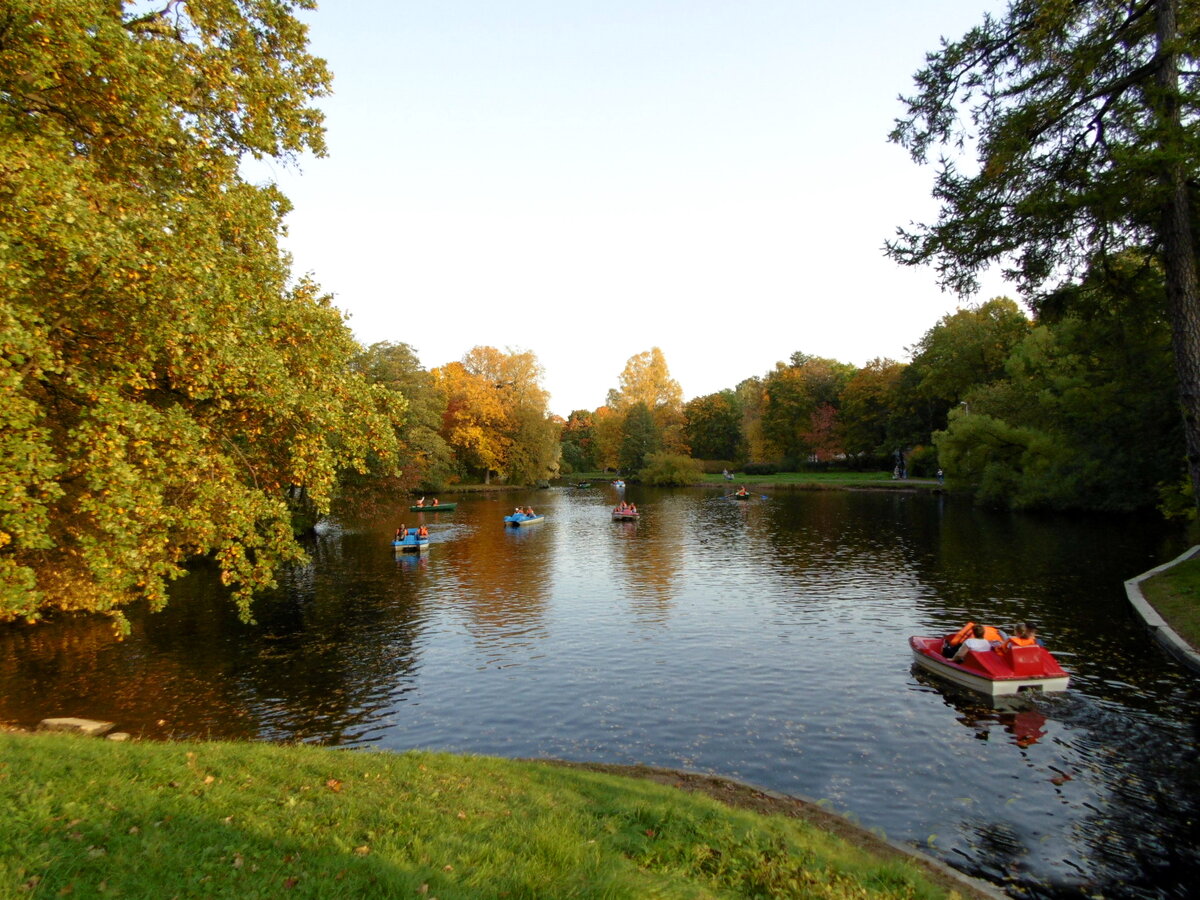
top-left (573, 482), bottom-right (591, 488)
top-left (612, 480), bottom-right (625, 489)
top-left (392, 533), bottom-right (430, 553)
top-left (410, 502), bottom-right (457, 512)
top-left (504, 513), bottom-right (544, 526)
top-left (611, 508), bottom-right (639, 521)
top-left (733, 490), bottom-right (750, 499)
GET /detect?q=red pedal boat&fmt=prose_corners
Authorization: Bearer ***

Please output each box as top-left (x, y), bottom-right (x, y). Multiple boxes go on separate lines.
top-left (910, 634), bottom-right (1069, 697)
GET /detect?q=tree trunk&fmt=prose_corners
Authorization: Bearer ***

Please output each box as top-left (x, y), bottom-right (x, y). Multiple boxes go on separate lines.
top-left (1155, 0), bottom-right (1200, 511)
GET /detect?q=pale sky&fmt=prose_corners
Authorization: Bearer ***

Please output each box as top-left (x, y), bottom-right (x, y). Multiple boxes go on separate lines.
top-left (257, 1), bottom-right (1010, 417)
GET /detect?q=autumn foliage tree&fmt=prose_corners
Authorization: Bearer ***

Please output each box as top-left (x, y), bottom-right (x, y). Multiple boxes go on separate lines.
top-left (347, 341), bottom-right (453, 500)
top-left (434, 347), bottom-right (559, 484)
top-left (0, 1), bottom-right (402, 626)
top-left (607, 348), bottom-right (687, 454)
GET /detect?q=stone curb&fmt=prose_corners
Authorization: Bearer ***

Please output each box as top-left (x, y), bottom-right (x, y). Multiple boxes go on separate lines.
top-left (1124, 545), bottom-right (1200, 674)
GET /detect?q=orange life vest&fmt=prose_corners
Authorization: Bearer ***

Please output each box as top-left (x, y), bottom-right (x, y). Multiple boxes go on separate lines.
top-left (1006, 635), bottom-right (1037, 649)
top-left (948, 622), bottom-right (1003, 645)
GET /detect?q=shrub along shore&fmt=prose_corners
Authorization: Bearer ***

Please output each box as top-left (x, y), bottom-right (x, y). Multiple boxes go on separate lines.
top-left (0, 731), bottom-right (998, 899)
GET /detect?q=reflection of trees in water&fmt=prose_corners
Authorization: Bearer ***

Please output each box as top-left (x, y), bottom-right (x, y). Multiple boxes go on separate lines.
top-left (0, 596), bottom-right (256, 738)
top-left (610, 494), bottom-right (685, 624)
top-left (756, 490), bottom-right (917, 582)
top-left (434, 507), bottom-right (552, 647)
top-left (0, 528), bottom-right (430, 745)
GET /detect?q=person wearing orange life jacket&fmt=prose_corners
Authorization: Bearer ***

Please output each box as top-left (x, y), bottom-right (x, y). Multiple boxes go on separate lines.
top-left (1004, 623), bottom-right (1039, 651)
top-left (943, 621), bottom-right (1004, 657)
top-left (952, 624), bottom-right (998, 662)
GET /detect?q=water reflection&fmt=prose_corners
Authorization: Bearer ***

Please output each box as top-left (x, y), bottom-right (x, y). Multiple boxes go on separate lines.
top-left (912, 669), bottom-right (1050, 748)
top-left (0, 487), bottom-right (1196, 899)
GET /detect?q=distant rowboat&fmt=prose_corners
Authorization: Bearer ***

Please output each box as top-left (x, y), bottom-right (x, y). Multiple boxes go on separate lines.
top-left (410, 502), bottom-right (457, 512)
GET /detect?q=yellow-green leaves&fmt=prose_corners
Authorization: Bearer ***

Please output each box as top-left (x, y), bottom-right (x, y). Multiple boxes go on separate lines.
top-left (0, 2), bottom-right (392, 623)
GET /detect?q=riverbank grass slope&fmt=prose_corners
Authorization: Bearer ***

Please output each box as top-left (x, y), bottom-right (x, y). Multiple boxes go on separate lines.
top-left (1, 733), bottom-right (965, 899)
top-left (1140, 556), bottom-right (1200, 649)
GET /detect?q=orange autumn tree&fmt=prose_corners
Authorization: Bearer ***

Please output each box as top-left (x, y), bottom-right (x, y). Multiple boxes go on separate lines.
top-left (606, 348), bottom-right (688, 458)
top-left (434, 347), bottom-right (560, 484)
top-left (0, 1), bottom-right (403, 628)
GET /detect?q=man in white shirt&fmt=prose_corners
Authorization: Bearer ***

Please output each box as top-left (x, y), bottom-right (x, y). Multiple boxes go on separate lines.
top-left (953, 624), bottom-right (995, 661)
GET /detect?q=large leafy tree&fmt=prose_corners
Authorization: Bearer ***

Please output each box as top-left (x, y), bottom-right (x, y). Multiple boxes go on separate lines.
top-left (559, 410), bottom-right (598, 473)
top-left (349, 341), bottom-right (453, 495)
top-left (683, 390), bottom-right (744, 462)
top-left (434, 347), bottom-right (559, 484)
top-left (760, 354), bottom-right (854, 464)
top-left (938, 252), bottom-right (1181, 510)
top-left (0, 1), bottom-right (402, 625)
top-left (618, 402), bottom-right (661, 474)
top-left (840, 358), bottom-right (907, 457)
top-left (607, 348), bottom-right (687, 453)
top-left (899, 298), bottom-right (1031, 441)
top-left (889, 0), bottom-right (1200, 509)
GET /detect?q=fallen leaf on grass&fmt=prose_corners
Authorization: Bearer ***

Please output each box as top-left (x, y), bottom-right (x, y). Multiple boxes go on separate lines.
top-left (354, 846), bottom-right (370, 856)
top-left (326, 779), bottom-right (343, 792)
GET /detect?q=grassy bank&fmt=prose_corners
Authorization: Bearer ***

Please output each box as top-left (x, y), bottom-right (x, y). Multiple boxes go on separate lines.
top-left (697, 471), bottom-right (932, 488)
top-left (0, 732), bottom-right (979, 899)
top-left (1140, 556), bottom-right (1200, 650)
top-left (560, 471), bottom-right (936, 490)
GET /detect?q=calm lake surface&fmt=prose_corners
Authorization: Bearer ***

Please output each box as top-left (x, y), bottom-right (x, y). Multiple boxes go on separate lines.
top-left (2, 485), bottom-right (1198, 899)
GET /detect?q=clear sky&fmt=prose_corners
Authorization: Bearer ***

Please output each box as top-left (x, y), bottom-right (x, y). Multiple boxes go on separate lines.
top-left (258, 1), bottom-right (1009, 417)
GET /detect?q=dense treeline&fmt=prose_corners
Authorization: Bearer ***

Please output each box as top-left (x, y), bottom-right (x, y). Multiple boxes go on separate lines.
top-left (560, 283), bottom-right (1184, 518)
top-left (1, 1), bottom-right (1193, 626)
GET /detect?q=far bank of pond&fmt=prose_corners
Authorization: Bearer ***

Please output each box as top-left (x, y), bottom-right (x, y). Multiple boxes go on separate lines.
top-left (1, 485), bottom-right (1195, 899)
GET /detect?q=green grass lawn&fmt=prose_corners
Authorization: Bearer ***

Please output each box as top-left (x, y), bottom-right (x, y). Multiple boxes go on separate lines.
top-left (1140, 556), bottom-right (1200, 650)
top-left (0, 733), bottom-right (976, 899)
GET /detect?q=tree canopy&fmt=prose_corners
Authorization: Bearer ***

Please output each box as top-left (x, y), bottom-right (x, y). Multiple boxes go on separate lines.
top-left (888, 0), bottom-right (1200, 508)
top-left (433, 347), bottom-right (559, 485)
top-left (1, 1), bottom-right (402, 626)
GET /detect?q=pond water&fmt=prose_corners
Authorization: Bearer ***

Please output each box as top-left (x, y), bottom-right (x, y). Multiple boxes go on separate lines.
top-left (2, 485), bottom-right (1198, 899)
